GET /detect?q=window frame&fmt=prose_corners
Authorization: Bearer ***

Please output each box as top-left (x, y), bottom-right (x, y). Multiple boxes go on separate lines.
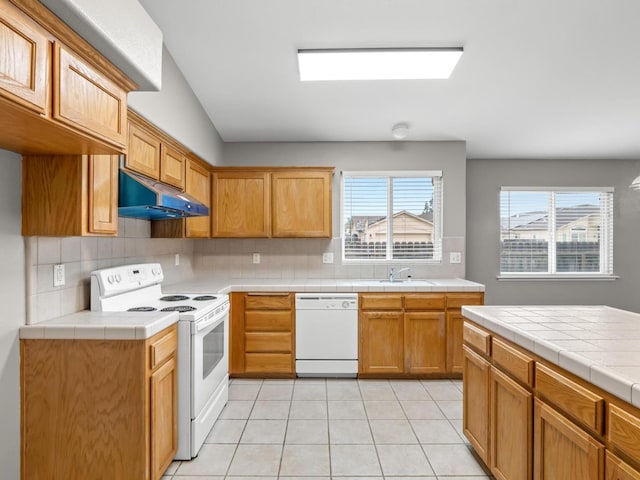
top-left (498, 186), bottom-right (615, 280)
top-left (340, 170), bottom-right (443, 264)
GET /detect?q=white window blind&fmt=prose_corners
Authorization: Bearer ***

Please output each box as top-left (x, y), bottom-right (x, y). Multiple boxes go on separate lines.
top-left (342, 172), bottom-right (442, 262)
top-left (499, 188), bottom-right (614, 275)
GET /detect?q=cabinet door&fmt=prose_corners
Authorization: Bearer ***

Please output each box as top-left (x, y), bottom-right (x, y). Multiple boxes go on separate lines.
top-left (446, 311), bottom-right (464, 374)
top-left (463, 345), bottom-right (490, 464)
top-left (359, 311), bottom-right (404, 374)
top-left (185, 158), bottom-right (211, 238)
top-left (0, 1), bottom-right (49, 113)
top-left (404, 311), bottom-right (446, 374)
top-left (127, 120), bottom-right (161, 179)
top-left (272, 170), bottom-right (332, 238)
top-left (151, 356), bottom-right (178, 480)
top-left (53, 43), bottom-right (127, 147)
top-left (533, 398), bottom-right (604, 480)
top-left (212, 171), bottom-right (270, 237)
top-left (606, 451), bottom-right (640, 480)
top-left (490, 366), bottom-right (533, 480)
top-left (87, 154), bottom-right (118, 234)
top-left (160, 144), bottom-right (186, 189)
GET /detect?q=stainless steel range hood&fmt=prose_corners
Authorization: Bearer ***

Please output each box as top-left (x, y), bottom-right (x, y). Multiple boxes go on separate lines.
top-left (118, 169), bottom-right (209, 220)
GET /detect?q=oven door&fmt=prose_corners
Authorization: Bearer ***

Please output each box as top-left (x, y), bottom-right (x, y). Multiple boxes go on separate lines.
top-left (191, 306), bottom-right (229, 418)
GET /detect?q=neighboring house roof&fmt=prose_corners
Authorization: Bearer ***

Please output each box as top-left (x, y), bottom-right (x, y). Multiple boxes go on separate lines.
top-left (501, 205), bottom-right (600, 231)
top-left (366, 210), bottom-right (434, 229)
top-left (348, 216), bottom-right (385, 232)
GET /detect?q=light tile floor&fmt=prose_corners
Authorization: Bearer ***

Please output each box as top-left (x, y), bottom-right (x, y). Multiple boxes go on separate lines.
top-left (162, 378), bottom-right (494, 480)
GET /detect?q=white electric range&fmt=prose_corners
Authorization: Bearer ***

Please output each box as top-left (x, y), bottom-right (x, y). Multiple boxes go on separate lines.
top-left (90, 263), bottom-right (229, 460)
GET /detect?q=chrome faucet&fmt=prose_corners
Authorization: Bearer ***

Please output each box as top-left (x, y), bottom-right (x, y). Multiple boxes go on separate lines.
top-left (389, 267), bottom-right (411, 282)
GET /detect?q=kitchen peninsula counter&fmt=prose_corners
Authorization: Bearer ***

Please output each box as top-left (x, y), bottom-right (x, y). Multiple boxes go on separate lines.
top-left (462, 305), bottom-right (640, 407)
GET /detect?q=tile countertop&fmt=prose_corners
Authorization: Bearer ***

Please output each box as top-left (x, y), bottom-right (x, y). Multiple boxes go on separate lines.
top-left (462, 305), bottom-right (640, 408)
top-left (164, 277), bottom-right (485, 294)
top-left (19, 310), bottom-right (179, 340)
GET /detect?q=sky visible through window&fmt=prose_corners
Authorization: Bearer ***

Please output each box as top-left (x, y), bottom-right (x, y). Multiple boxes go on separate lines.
top-left (344, 177), bottom-right (434, 216)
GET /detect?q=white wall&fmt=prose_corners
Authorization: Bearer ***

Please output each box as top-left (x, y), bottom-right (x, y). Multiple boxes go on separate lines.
top-left (466, 158), bottom-right (640, 312)
top-left (128, 47), bottom-right (223, 166)
top-left (0, 148), bottom-right (24, 479)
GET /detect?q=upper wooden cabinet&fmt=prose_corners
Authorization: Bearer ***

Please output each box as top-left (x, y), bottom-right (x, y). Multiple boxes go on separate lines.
top-left (212, 170), bottom-right (271, 237)
top-left (126, 110), bottom-right (187, 189)
top-left (22, 154), bottom-right (118, 236)
top-left (185, 156), bottom-right (211, 238)
top-left (211, 167), bottom-right (334, 238)
top-left (272, 169), bottom-right (332, 237)
top-left (0, 0), bottom-right (134, 155)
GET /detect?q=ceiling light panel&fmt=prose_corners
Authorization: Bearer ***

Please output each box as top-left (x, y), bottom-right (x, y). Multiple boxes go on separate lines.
top-left (298, 48), bottom-right (463, 81)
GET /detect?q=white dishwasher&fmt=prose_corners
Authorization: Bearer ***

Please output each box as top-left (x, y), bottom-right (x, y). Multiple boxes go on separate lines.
top-left (295, 293), bottom-right (358, 377)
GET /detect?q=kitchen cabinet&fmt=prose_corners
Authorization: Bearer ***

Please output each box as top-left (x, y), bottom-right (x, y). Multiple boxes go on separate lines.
top-left (211, 167), bottom-right (334, 238)
top-left (606, 452), bottom-right (640, 480)
top-left (22, 154), bottom-right (118, 236)
top-left (462, 345), bottom-right (491, 464)
top-left (272, 169), bottom-right (332, 237)
top-left (358, 292), bottom-right (482, 377)
top-left (534, 398), bottom-right (604, 480)
top-left (0, 0), bottom-right (133, 155)
top-left (21, 324), bottom-right (178, 480)
top-left (126, 110), bottom-right (187, 189)
top-left (229, 292), bottom-right (295, 377)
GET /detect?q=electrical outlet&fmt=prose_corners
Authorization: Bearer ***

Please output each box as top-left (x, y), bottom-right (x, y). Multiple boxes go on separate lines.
top-left (253, 253), bottom-right (261, 264)
top-left (175, 253), bottom-right (180, 266)
top-left (449, 252), bottom-right (462, 264)
top-left (322, 252), bottom-right (334, 264)
top-left (53, 264), bottom-right (65, 287)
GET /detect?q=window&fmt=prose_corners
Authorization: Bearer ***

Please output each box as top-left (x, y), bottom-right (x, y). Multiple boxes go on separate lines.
top-left (499, 187), bottom-right (614, 276)
top-left (342, 171), bottom-right (442, 262)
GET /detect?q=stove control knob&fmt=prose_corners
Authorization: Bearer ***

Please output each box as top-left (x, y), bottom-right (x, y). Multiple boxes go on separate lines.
top-left (115, 274), bottom-right (122, 283)
top-left (107, 275), bottom-right (114, 284)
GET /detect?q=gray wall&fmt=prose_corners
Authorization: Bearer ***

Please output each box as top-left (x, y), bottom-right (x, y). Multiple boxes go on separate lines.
top-left (128, 47), bottom-right (223, 166)
top-left (0, 149), bottom-right (24, 479)
top-left (466, 158), bottom-right (640, 312)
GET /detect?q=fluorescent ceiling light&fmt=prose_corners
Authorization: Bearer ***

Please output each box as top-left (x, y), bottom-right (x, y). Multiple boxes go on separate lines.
top-left (298, 48), bottom-right (463, 81)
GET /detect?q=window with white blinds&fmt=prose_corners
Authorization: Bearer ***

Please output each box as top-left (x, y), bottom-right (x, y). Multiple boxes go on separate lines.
top-left (499, 187), bottom-right (614, 276)
top-left (342, 171), bottom-right (443, 262)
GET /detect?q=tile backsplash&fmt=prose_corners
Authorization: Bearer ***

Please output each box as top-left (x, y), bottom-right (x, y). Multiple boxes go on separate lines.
top-left (25, 218), bottom-right (194, 325)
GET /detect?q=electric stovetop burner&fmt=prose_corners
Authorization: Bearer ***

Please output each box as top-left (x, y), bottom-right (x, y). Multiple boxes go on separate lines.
top-left (160, 295), bottom-right (190, 302)
top-left (161, 305), bottom-right (197, 312)
top-left (193, 295), bottom-right (218, 301)
top-left (128, 306), bottom-right (157, 312)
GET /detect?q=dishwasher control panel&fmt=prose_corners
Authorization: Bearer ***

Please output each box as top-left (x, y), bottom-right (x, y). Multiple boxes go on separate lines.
top-left (295, 294), bottom-right (358, 310)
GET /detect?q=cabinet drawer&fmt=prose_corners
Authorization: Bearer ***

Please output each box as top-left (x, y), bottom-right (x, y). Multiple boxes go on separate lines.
top-left (535, 363), bottom-right (604, 433)
top-left (245, 353), bottom-right (293, 374)
top-left (608, 404), bottom-right (640, 461)
top-left (149, 326), bottom-right (177, 370)
top-left (245, 293), bottom-right (292, 310)
top-left (360, 294), bottom-right (403, 310)
top-left (53, 43), bottom-right (127, 147)
top-left (245, 332), bottom-right (292, 353)
top-left (245, 311), bottom-right (292, 331)
top-left (492, 337), bottom-right (534, 387)
top-left (606, 451), bottom-right (640, 480)
top-left (446, 293), bottom-right (484, 309)
top-left (462, 322), bottom-right (491, 356)
top-left (404, 294), bottom-right (445, 311)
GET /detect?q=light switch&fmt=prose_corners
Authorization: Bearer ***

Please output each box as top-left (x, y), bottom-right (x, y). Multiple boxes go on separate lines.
top-left (175, 253), bottom-right (180, 266)
top-left (253, 253), bottom-right (261, 264)
top-left (449, 252), bottom-right (462, 264)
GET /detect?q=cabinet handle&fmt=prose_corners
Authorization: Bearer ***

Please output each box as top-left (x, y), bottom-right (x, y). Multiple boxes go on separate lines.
top-left (246, 292), bottom-right (290, 296)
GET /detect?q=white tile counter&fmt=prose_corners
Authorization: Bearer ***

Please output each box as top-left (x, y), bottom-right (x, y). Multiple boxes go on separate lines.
top-left (462, 305), bottom-right (640, 407)
top-left (19, 310), bottom-right (179, 340)
top-left (165, 277), bottom-right (485, 294)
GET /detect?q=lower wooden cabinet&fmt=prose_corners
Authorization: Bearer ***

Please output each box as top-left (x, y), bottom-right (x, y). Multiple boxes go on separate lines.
top-left (606, 451), bottom-right (640, 480)
top-left (359, 310), bottom-right (404, 374)
top-left (22, 154), bottom-right (118, 236)
top-left (490, 366), bottom-right (533, 480)
top-left (405, 311), bottom-right (446, 374)
top-left (534, 398), bottom-right (604, 480)
top-left (446, 311), bottom-right (464, 373)
top-left (230, 292), bottom-right (295, 377)
top-left (21, 324), bottom-right (178, 480)
top-left (462, 345), bottom-right (491, 464)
